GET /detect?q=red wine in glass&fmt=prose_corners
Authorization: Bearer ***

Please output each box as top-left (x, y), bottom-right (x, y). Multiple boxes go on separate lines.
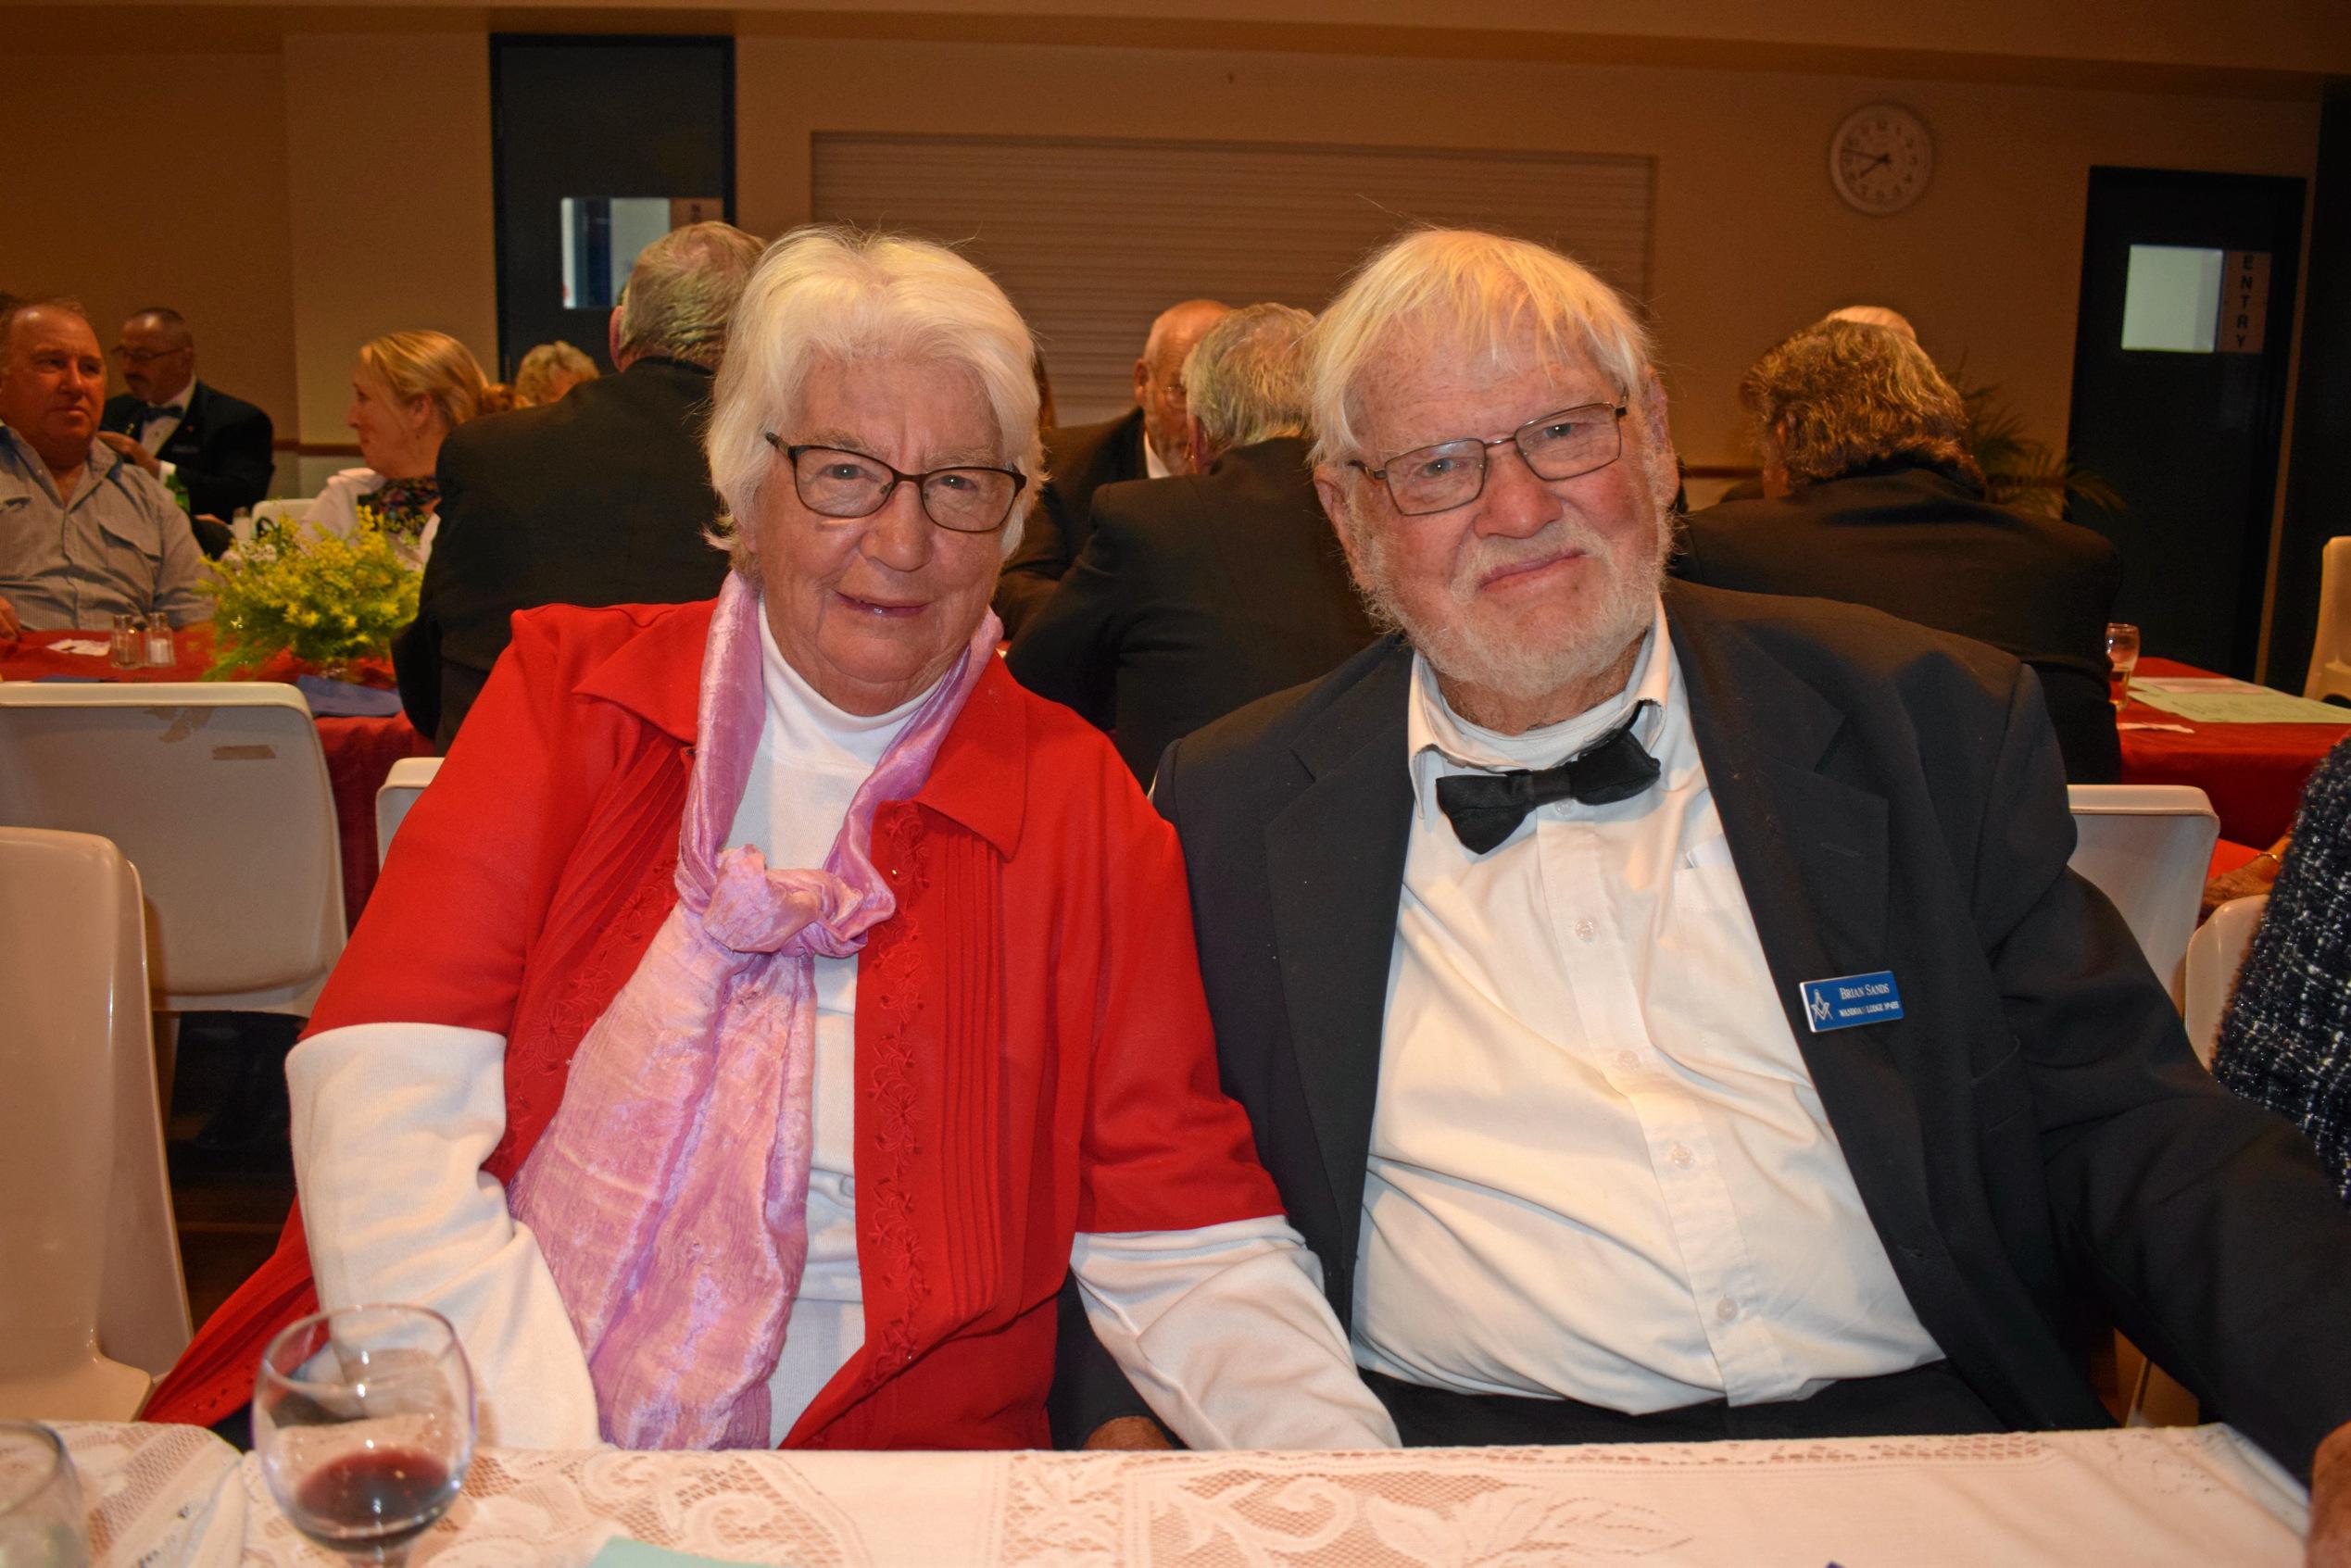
top-left (290, 1448), bottom-right (458, 1552)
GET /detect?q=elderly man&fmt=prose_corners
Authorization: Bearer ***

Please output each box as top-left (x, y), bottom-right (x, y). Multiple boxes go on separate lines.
top-left (1061, 230), bottom-right (2351, 1532)
top-left (98, 307), bottom-right (275, 555)
top-left (1678, 320), bottom-right (2121, 782)
top-left (993, 298), bottom-right (1228, 636)
top-left (393, 221), bottom-right (761, 748)
top-left (1007, 303), bottom-right (1375, 782)
top-left (0, 298), bottom-right (207, 635)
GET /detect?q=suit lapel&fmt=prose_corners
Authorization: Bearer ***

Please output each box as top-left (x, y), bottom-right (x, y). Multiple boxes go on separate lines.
top-left (1667, 584), bottom-right (1951, 1316)
top-left (1264, 642), bottom-right (1415, 1241)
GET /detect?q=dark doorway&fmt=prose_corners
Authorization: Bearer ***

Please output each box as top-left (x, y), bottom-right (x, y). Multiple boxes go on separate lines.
top-left (490, 36), bottom-right (734, 377)
top-left (2066, 167), bottom-right (2304, 678)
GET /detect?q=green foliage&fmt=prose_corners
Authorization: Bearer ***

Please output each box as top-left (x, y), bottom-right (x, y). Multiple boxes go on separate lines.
top-left (1957, 379), bottom-right (2125, 521)
top-left (202, 506), bottom-right (420, 677)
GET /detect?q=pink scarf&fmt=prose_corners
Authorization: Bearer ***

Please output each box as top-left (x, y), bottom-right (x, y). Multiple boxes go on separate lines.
top-left (508, 572), bottom-right (999, 1449)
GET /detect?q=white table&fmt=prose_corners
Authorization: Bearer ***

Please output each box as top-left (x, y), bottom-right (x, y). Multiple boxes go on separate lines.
top-left (58, 1421), bottom-right (2312, 1567)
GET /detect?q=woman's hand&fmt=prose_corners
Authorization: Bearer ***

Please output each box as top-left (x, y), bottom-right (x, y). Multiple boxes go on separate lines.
top-left (1083, 1416), bottom-right (1173, 1450)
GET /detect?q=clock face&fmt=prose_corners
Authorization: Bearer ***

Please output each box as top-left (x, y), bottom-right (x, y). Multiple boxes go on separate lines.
top-left (1830, 104), bottom-right (1933, 215)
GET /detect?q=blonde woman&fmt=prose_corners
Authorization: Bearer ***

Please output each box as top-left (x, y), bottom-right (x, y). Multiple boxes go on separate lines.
top-left (307, 330), bottom-right (491, 564)
top-left (512, 340), bottom-right (598, 407)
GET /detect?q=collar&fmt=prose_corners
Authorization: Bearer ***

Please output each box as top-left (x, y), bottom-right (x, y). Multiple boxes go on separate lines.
top-left (573, 591), bottom-right (1026, 858)
top-left (1142, 428), bottom-right (1173, 481)
top-left (0, 427), bottom-right (124, 504)
top-left (1405, 598), bottom-right (1694, 829)
top-left (147, 381), bottom-right (195, 417)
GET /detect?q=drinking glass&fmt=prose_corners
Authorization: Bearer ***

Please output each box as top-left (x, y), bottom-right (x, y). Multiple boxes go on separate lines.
top-left (107, 613), bottom-right (141, 670)
top-left (0, 1422), bottom-right (89, 1568)
top-left (255, 1305), bottom-right (475, 1564)
top-left (2105, 621), bottom-right (2142, 709)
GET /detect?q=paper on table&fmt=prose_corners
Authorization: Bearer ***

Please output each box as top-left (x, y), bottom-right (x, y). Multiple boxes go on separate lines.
top-left (585, 1540), bottom-right (773, 1568)
top-left (44, 637), bottom-right (110, 657)
top-left (2131, 685), bottom-right (2351, 724)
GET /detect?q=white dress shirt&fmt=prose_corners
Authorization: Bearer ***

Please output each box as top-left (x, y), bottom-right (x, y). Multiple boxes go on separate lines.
top-left (132, 382), bottom-right (191, 458)
top-left (1352, 602), bottom-right (1943, 1412)
top-left (1142, 429), bottom-right (1173, 481)
top-left (289, 610), bottom-right (1393, 1451)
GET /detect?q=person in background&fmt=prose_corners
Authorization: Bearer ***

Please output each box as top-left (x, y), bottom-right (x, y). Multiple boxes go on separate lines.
top-left (145, 225), bottom-right (1395, 1458)
top-left (98, 307), bottom-right (275, 558)
top-left (1008, 303), bottom-right (1376, 783)
top-left (394, 222), bottom-right (761, 749)
top-left (992, 298), bottom-right (1229, 636)
top-left (1709, 306), bottom-right (1918, 505)
top-left (306, 329), bottom-right (492, 566)
top-left (512, 341), bottom-right (598, 408)
top-left (2214, 736), bottom-right (2351, 1202)
top-left (0, 297), bottom-right (207, 634)
top-left (1676, 319), bottom-right (2123, 782)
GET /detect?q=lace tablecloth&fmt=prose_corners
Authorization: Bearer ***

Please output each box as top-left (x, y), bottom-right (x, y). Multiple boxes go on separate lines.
top-left (64, 1423), bottom-right (2311, 1567)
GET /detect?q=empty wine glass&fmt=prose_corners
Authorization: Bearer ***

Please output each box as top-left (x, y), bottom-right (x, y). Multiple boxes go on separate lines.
top-left (254, 1305), bottom-right (475, 1564)
top-left (0, 1423), bottom-right (88, 1568)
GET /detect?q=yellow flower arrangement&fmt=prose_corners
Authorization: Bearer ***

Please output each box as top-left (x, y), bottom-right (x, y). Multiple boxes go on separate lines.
top-left (203, 504), bottom-right (421, 677)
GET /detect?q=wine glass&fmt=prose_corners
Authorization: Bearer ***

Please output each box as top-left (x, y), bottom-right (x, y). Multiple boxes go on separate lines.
top-left (254, 1305), bottom-right (476, 1564)
top-left (0, 1422), bottom-right (88, 1568)
top-left (2105, 621), bottom-right (2142, 709)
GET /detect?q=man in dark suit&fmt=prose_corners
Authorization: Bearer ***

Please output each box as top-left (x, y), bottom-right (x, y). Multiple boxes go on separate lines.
top-left (394, 221), bottom-right (761, 747)
top-left (993, 298), bottom-right (1227, 636)
top-left (1007, 303), bottom-right (1375, 782)
top-left (99, 307), bottom-right (274, 557)
top-left (1055, 231), bottom-right (2351, 1537)
top-left (1677, 318), bottom-right (2122, 782)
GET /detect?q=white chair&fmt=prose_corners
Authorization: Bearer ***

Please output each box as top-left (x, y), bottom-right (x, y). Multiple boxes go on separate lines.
top-left (0, 683), bottom-right (346, 1018)
top-left (2066, 784), bottom-right (2219, 1008)
top-left (2305, 536), bottom-right (2351, 704)
top-left (0, 829), bottom-right (192, 1420)
top-left (2183, 894), bottom-right (2269, 1069)
top-left (375, 755), bottom-right (444, 866)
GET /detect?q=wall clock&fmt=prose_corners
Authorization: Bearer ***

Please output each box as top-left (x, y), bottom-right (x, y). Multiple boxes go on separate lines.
top-left (1830, 103), bottom-right (1933, 216)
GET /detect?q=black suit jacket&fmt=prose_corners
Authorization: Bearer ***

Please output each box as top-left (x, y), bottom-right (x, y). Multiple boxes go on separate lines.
top-left (1070, 583), bottom-right (2351, 1474)
top-left (102, 381), bottom-right (274, 551)
top-left (393, 358), bottom-right (730, 748)
top-left (1005, 436), bottom-right (1377, 782)
top-left (1675, 462), bottom-right (2123, 783)
top-left (993, 408), bottom-right (1147, 638)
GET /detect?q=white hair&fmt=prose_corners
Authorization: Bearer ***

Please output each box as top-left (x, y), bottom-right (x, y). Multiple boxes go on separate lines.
top-left (707, 226), bottom-right (1041, 571)
top-left (1183, 303), bottom-right (1313, 451)
top-left (1306, 228), bottom-right (1654, 468)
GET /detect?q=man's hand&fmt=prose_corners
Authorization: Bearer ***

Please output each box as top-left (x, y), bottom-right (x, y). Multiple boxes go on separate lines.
top-left (2311, 1421), bottom-right (2351, 1566)
top-left (95, 431), bottom-right (160, 476)
top-left (1083, 1416), bottom-right (1173, 1450)
top-left (0, 596), bottom-right (19, 641)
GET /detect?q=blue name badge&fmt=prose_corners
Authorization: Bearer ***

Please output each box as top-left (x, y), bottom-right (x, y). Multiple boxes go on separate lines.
top-left (1800, 970), bottom-right (1905, 1033)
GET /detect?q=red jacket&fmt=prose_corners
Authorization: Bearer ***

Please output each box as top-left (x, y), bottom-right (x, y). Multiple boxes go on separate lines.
top-left (147, 597), bottom-right (1281, 1446)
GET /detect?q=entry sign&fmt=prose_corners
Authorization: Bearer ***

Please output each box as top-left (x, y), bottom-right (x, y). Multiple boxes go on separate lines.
top-left (2221, 251), bottom-right (2269, 354)
top-left (1800, 970), bottom-right (1905, 1033)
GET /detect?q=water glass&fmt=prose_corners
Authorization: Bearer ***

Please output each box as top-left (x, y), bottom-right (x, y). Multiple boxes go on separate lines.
top-left (255, 1305), bottom-right (476, 1565)
top-left (107, 613), bottom-right (141, 670)
top-left (0, 1423), bottom-right (90, 1568)
top-left (2105, 621), bottom-right (2142, 709)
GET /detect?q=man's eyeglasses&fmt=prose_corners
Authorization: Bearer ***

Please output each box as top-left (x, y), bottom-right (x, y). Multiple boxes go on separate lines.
top-left (1352, 398), bottom-right (1629, 517)
top-left (110, 345), bottom-right (188, 366)
top-left (765, 434), bottom-right (1025, 534)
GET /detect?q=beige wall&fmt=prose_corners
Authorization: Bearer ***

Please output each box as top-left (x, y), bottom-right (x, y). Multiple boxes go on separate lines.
top-left (0, 49), bottom-right (298, 456)
top-left (737, 38), bottom-right (2320, 479)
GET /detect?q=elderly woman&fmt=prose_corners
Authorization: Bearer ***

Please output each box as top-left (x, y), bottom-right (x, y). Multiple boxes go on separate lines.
top-left (306, 329), bottom-right (493, 565)
top-left (146, 228), bottom-right (1393, 1454)
top-left (512, 339), bottom-right (599, 407)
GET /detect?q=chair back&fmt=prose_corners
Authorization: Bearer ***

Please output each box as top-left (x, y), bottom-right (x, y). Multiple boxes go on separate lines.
top-left (2184, 894), bottom-right (2270, 1068)
top-left (2308, 535), bottom-right (2351, 703)
top-left (2066, 784), bottom-right (2219, 1007)
top-left (0, 829), bottom-right (189, 1419)
top-left (376, 755), bottom-right (444, 866)
top-left (0, 683), bottom-right (346, 1012)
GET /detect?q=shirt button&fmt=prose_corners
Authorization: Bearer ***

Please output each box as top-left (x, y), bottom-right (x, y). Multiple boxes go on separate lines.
top-left (1669, 1144), bottom-right (1694, 1169)
top-left (1716, 1298), bottom-right (1740, 1323)
top-left (1615, 1050), bottom-right (1641, 1071)
top-left (1574, 918), bottom-right (1598, 943)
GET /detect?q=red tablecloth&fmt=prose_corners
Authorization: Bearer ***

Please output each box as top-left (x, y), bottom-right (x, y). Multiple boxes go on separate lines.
top-left (2119, 656), bottom-right (2350, 847)
top-left (0, 626), bottom-right (433, 930)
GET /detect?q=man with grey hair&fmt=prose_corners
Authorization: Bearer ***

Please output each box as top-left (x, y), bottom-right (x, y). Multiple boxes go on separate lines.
top-left (395, 220), bottom-right (763, 746)
top-left (1008, 303), bottom-right (1373, 782)
top-left (993, 298), bottom-right (1229, 637)
top-left (1057, 229), bottom-right (2351, 1547)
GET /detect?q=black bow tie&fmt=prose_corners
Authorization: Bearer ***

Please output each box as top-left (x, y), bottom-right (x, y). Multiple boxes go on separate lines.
top-left (1434, 699), bottom-right (1663, 854)
top-left (136, 403), bottom-right (181, 424)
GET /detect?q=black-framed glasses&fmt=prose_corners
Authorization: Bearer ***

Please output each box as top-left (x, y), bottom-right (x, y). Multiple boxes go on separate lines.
top-left (109, 345), bottom-right (189, 366)
top-left (1352, 398), bottom-right (1629, 516)
top-left (765, 434), bottom-right (1025, 534)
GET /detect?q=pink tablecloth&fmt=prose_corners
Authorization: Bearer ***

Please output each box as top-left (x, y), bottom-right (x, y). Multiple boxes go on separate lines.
top-left (0, 627), bottom-right (433, 930)
top-left (2119, 657), bottom-right (2350, 847)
